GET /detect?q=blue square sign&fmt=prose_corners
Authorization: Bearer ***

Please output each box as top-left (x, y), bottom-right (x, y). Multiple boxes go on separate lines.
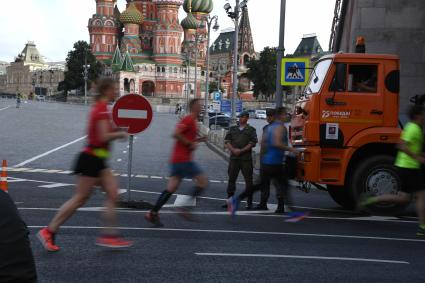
top-left (281, 58), bottom-right (310, 86)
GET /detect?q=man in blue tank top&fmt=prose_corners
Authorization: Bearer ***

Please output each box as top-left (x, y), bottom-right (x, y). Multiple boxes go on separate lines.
top-left (228, 107), bottom-right (297, 214)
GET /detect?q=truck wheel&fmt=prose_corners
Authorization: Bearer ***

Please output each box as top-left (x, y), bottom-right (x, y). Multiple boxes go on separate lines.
top-left (327, 185), bottom-right (356, 210)
top-left (349, 155), bottom-right (407, 215)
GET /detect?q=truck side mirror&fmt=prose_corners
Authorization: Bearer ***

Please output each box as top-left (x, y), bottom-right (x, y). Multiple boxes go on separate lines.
top-left (329, 63), bottom-right (347, 92)
top-left (327, 63), bottom-right (347, 106)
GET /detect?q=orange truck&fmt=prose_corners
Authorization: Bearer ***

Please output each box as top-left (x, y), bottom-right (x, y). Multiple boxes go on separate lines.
top-left (290, 52), bottom-right (404, 212)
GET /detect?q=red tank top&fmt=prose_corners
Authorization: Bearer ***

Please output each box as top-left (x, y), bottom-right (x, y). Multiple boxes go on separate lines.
top-left (84, 101), bottom-right (113, 156)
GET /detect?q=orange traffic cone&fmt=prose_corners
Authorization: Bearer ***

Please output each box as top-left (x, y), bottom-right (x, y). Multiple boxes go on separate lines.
top-left (1, 160), bottom-right (8, 192)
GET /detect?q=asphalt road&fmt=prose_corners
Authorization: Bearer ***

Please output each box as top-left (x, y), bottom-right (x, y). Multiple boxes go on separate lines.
top-left (1, 98), bottom-right (425, 283)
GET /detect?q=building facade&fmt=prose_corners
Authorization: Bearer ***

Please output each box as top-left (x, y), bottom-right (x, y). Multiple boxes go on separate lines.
top-left (0, 42), bottom-right (64, 97)
top-left (209, 6), bottom-right (257, 99)
top-left (334, 0), bottom-right (425, 112)
top-left (88, 0), bottom-right (213, 98)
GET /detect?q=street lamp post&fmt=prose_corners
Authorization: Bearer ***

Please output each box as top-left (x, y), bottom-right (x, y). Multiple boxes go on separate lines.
top-left (83, 48), bottom-right (90, 106)
top-left (224, 0), bottom-right (248, 124)
top-left (203, 15), bottom-right (219, 125)
top-left (275, 0), bottom-right (286, 108)
top-left (39, 71), bottom-right (43, 97)
top-left (185, 46), bottom-right (192, 113)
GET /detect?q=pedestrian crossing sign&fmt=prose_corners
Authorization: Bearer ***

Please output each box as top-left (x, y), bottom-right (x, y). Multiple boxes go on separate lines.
top-left (281, 58), bottom-right (310, 86)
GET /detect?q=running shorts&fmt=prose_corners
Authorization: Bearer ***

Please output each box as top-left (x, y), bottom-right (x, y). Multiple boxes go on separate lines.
top-left (170, 162), bottom-right (203, 179)
top-left (397, 167), bottom-right (424, 193)
top-left (73, 152), bottom-right (107, 178)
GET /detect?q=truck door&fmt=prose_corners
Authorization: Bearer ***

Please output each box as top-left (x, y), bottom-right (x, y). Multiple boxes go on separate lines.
top-left (320, 62), bottom-right (384, 147)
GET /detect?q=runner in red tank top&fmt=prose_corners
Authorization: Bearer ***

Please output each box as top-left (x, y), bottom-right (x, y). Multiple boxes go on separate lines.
top-left (145, 99), bottom-right (209, 226)
top-left (37, 79), bottom-right (133, 252)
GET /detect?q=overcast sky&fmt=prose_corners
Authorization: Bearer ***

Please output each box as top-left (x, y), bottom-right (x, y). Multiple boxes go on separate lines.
top-left (0, 0), bottom-right (335, 62)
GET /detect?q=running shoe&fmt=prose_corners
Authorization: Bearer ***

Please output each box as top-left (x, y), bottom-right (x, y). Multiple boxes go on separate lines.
top-left (177, 207), bottom-right (197, 222)
top-left (227, 196), bottom-right (239, 216)
top-left (285, 212), bottom-right (309, 223)
top-left (358, 196), bottom-right (377, 209)
top-left (96, 236), bottom-right (133, 248)
top-left (37, 228), bottom-right (60, 252)
top-left (144, 211), bottom-right (164, 227)
top-left (417, 226), bottom-right (425, 237)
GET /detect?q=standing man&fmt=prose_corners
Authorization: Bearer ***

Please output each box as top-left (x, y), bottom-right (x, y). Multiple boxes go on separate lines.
top-left (0, 190), bottom-right (37, 282)
top-left (145, 99), bottom-right (208, 226)
top-left (361, 105), bottom-right (425, 236)
top-left (228, 108), bottom-right (297, 215)
top-left (223, 111), bottom-right (258, 210)
top-left (254, 108), bottom-right (276, 210)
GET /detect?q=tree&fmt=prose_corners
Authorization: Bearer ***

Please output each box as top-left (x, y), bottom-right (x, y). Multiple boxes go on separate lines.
top-left (60, 41), bottom-right (103, 93)
top-left (246, 47), bottom-right (277, 100)
top-left (208, 81), bottom-right (224, 94)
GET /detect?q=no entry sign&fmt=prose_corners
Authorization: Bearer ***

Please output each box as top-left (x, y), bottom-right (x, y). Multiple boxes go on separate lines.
top-left (112, 94), bottom-right (153, 135)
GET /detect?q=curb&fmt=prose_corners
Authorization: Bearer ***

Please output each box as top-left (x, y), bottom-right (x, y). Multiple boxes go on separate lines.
top-left (206, 141), bottom-right (229, 162)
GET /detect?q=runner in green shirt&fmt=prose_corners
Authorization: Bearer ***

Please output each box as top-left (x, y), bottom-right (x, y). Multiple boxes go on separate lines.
top-left (360, 105), bottom-right (425, 236)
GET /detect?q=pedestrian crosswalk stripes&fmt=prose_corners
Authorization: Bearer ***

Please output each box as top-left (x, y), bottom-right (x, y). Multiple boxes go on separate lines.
top-left (6, 167), bottom-right (244, 185)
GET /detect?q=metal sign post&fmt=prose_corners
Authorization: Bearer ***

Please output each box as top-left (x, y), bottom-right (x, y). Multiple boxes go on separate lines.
top-left (112, 94), bottom-right (153, 208)
top-left (127, 135), bottom-right (134, 202)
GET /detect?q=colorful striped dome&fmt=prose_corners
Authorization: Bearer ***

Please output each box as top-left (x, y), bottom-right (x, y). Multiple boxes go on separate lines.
top-left (181, 12), bottom-right (199, 30)
top-left (183, 0), bottom-right (213, 14)
top-left (120, 2), bottom-right (143, 25)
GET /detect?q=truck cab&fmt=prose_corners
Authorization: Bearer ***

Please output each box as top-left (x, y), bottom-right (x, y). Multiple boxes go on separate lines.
top-left (291, 53), bottom-right (402, 211)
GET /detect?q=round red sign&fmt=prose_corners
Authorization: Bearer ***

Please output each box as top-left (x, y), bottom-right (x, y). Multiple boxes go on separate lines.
top-left (112, 94), bottom-right (153, 135)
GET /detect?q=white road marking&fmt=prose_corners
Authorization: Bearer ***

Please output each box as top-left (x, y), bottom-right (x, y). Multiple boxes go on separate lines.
top-left (25, 169), bottom-right (49, 173)
top-left (173, 195), bottom-right (196, 207)
top-left (117, 159), bottom-right (123, 162)
top-left (6, 178), bottom-right (26, 183)
top-left (136, 175), bottom-right (149, 178)
top-left (183, 178), bottom-right (192, 182)
top-left (118, 109), bottom-right (148, 119)
top-left (210, 180), bottom-right (222, 183)
top-left (14, 136), bottom-right (87, 167)
top-left (9, 168), bottom-right (31, 172)
top-left (25, 224), bottom-right (425, 243)
top-left (43, 170), bottom-right (63, 173)
top-left (57, 170), bottom-right (73, 174)
top-left (150, 176), bottom-right (163, 179)
top-left (194, 253), bottom-right (409, 265)
top-left (118, 189), bottom-right (127, 195)
top-left (0, 106), bottom-right (11, 111)
top-left (38, 183), bottom-right (70, 188)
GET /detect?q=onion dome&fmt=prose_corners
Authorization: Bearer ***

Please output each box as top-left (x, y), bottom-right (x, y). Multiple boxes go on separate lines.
top-left (120, 2), bottom-right (143, 25)
top-left (181, 13), bottom-right (199, 30)
top-left (183, 0), bottom-right (213, 14)
top-left (152, 0), bottom-right (184, 5)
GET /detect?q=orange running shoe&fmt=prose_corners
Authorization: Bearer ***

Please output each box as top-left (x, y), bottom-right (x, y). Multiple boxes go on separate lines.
top-left (95, 236), bottom-right (133, 248)
top-left (144, 211), bottom-right (164, 227)
top-left (37, 228), bottom-right (60, 252)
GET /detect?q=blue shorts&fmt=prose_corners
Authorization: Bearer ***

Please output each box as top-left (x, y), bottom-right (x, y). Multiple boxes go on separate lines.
top-left (170, 162), bottom-right (203, 179)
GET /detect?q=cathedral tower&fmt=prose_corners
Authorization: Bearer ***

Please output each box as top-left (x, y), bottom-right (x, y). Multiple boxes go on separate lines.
top-left (152, 0), bottom-right (184, 65)
top-left (119, 2), bottom-right (143, 55)
top-left (88, 0), bottom-right (121, 60)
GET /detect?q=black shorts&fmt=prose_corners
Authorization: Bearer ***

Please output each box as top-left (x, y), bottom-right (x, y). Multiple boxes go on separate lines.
top-left (397, 167), bottom-right (424, 193)
top-left (73, 152), bottom-right (107, 178)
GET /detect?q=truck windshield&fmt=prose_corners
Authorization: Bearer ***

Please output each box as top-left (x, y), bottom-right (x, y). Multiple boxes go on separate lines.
top-left (305, 59), bottom-right (332, 95)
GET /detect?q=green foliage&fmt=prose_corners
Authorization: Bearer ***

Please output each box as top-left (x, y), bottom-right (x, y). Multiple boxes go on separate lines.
top-left (60, 41), bottom-right (103, 92)
top-left (208, 81), bottom-right (224, 94)
top-left (246, 47), bottom-right (277, 99)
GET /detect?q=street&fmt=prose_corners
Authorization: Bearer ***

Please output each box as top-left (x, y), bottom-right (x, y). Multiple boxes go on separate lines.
top-left (1, 99), bottom-right (424, 283)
